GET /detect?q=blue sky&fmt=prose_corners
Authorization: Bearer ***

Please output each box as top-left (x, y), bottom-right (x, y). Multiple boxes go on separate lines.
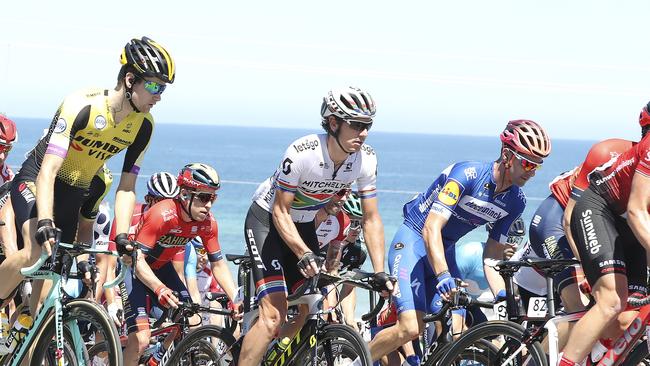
top-left (1, 1), bottom-right (650, 141)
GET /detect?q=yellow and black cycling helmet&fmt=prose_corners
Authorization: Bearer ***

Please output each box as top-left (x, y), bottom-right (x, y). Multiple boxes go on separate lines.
top-left (120, 36), bottom-right (175, 84)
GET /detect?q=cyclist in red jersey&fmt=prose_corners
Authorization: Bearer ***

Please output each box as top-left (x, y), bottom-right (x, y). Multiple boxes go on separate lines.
top-left (122, 163), bottom-right (240, 366)
top-left (0, 115), bottom-right (18, 258)
top-left (559, 103), bottom-right (650, 366)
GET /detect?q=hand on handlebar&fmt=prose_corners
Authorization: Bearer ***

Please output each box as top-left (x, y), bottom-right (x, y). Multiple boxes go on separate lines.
top-left (35, 219), bottom-right (58, 257)
top-left (297, 252), bottom-right (322, 278)
top-left (228, 300), bottom-right (243, 321)
top-left (370, 272), bottom-right (396, 298)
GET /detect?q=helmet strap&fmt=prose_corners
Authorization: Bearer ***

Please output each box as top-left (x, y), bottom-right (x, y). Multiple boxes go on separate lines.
top-left (330, 119), bottom-right (354, 155)
top-left (179, 192), bottom-right (199, 221)
top-left (124, 78), bottom-right (141, 113)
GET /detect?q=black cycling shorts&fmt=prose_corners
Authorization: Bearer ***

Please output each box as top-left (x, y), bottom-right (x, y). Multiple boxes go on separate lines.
top-left (244, 202), bottom-right (320, 299)
top-left (570, 188), bottom-right (647, 295)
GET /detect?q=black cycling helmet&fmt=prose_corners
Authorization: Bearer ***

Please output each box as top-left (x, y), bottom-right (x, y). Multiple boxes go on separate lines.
top-left (120, 37), bottom-right (175, 84)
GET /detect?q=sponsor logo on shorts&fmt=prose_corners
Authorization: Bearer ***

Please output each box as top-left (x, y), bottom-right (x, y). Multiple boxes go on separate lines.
top-left (531, 215), bottom-right (542, 227)
top-left (438, 180), bottom-right (461, 206)
top-left (392, 254), bottom-right (402, 298)
top-left (580, 209), bottom-right (601, 254)
top-left (18, 182), bottom-right (36, 203)
top-left (394, 242), bottom-right (404, 250)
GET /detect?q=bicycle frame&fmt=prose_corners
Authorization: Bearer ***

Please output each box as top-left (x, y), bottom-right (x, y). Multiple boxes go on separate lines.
top-left (6, 243), bottom-right (125, 366)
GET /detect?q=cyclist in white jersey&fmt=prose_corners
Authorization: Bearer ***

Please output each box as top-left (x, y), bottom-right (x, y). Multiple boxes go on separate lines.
top-left (239, 87), bottom-right (393, 366)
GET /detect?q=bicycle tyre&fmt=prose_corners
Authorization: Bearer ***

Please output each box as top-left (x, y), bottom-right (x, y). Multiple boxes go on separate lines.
top-left (166, 324), bottom-right (238, 366)
top-left (437, 320), bottom-right (548, 366)
top-left (292, 323), bottom-right (372, 365)
top-left (35, 327), bottom-right (85, 366)
top-left (625, 340), bottom-right (650, 365)
top-left (423, 339), bottom-right (498, 366)
top-left (31, 299), bottom-right (122, 366)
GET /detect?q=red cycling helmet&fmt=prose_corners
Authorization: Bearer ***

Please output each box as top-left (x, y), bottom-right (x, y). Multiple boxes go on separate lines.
top-left (177, 163), bottom-right (221, 192)
top-left (639, 102), bottom-right (650, 127)
top-left (0, 115), bottom-right (17, 146)
top-left (499, 119), bottom-right (551, 159)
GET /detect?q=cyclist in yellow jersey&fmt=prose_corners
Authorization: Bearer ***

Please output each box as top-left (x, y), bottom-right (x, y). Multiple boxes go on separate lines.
top-left (0, 36), bottom-right (175, 301)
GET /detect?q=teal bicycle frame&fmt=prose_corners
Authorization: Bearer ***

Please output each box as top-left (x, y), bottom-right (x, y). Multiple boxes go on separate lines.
top-left (3, 242), bottom-right (126, 366)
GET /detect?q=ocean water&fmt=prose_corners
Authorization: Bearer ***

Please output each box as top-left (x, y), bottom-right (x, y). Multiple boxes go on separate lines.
top-left (12, 118), bottom-right (596, 314)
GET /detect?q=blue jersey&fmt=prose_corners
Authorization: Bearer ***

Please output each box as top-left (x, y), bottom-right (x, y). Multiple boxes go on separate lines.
top-left (454, 241), bottom-right (490, 296)
top-left (403, 161), bottom-right (525, 247)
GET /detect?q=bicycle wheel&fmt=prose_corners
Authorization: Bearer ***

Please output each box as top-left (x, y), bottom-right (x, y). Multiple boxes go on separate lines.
top-left (31, 299), bottom-right (122, 366)
top-left (293, 324), bottom-right (372, 365)
top-left (166, 325), bottom-right (238, 366)
top-left (437, 320), bottom-right (548, 366)
top-left (87, 341), bottom-right (110, 366)
top-left (35, 327), bottom-right (86, 366)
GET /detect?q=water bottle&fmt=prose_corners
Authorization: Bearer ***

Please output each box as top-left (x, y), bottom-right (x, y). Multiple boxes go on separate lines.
top-left (0, 313), bottom-right (8, 338)
top-left (0, 313), bottom-right (33, 354)
top-left (147, 342), bottom-right (164, 366)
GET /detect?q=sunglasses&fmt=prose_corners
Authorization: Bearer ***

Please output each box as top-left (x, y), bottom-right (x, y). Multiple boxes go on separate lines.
top-left (506, 148), bottom-right (542, 172)
top-left (142, 80), bottom-right (166, 95)
top-left (345, 120), bottom-right (372, 132)
top-left (193, 192), bottom-right (217, 204)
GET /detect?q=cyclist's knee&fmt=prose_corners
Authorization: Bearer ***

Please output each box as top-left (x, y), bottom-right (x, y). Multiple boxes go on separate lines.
top-left (395, 312), bottom-right (421, 341)
top-left (258, 296), bottom-right (287, 335)
top-left (134, 330), bottom-right (152, 353)
top-left (593, 276), bottom-right (627, 318)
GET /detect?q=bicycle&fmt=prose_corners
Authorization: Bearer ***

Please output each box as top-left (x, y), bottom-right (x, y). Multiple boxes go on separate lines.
top-left (215, 253), bottom-right (387, 365)
top-left (5, 238), bottom-right (125, 366)
top-left (89, 289), bottom-right (236, 365)
top-left (437, 257), bottom-right (593, 366)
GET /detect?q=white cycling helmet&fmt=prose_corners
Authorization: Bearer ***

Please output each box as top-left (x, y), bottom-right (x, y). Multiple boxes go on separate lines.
top-left (147, 171), bottom-right (180, 198)
top-left (321, 87), bottom-right (376, 124)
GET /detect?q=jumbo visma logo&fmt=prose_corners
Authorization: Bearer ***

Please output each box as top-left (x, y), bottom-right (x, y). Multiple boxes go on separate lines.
top-left (438, 180), bottom-right (461, 206)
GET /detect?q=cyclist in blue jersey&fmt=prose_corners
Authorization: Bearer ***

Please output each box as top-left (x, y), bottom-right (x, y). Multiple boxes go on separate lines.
top-left (369, 119), bottom-right (552, 362)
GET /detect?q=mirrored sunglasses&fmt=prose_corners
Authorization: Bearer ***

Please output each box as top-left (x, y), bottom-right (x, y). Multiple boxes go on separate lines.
top-left (143, 80), bottom-right (167, 95)
top-left (506, 148), bottom-right (542, 172)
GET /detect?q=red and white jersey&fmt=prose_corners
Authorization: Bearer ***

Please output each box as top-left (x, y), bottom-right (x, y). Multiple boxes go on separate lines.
top-left (0, 164), bottom-right (14, 184)
top-left (316, 211), bottom-right (351, 249)
top-left (588, 136), bottom-right (647, 215)
top-left (134, 199), bottom-right (222, 270)
top-left (197, 266), bottom-right (222, 294)
top-left (548, 138), bottom-right (634, 208)
top-left (108, 202), bottom-right (148, 251)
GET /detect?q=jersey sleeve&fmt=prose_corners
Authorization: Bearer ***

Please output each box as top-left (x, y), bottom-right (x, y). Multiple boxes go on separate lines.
top-left (45, 97), bottom-right (90, 159)
top-left (429, 164), bottom-right (470, 220)
top-left (637, 137), bottom-right (650, 177)
top-left (122, 116), bottom-right (153, 175)
top-left (134, 201), bottom-right (174, 254)
top-left (203, 219), bottom-right (223, 262)
top-left (356, 145), bottom-right (378, 199)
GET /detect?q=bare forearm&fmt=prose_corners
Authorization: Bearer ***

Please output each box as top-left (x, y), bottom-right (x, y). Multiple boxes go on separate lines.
top-left (114, 189), bottom-right (136, 234)
top-left (363, 217), bottom-right (385, 272)
top-left (628, 209), bottom-right (650, 251)
top-left (272, 210), bottom-right (310, 258)
top-left (483, 242), bottom-right (506, 294)
top-left (134, 251), bottom-right (163, 291)
top-left (422, 226), bottom-right (447, 275)
top-left (212, 260), bottom-right (238, 301)
top-left (35, 173), bottom-right (56, 221)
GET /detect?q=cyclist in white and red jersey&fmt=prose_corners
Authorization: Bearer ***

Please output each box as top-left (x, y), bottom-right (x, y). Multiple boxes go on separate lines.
top-left (0, 116), bottom-right (18, 258)
top-left (559, 103), bottom-right (650, 366)
top-left (122, 163), bottom-right (240, 366)
top-left (239, 87), bottom-right (392, 366)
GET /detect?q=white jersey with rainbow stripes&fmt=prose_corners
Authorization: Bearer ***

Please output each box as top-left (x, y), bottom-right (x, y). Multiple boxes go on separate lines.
top-left (252, 133), bottom-right (377, 223)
